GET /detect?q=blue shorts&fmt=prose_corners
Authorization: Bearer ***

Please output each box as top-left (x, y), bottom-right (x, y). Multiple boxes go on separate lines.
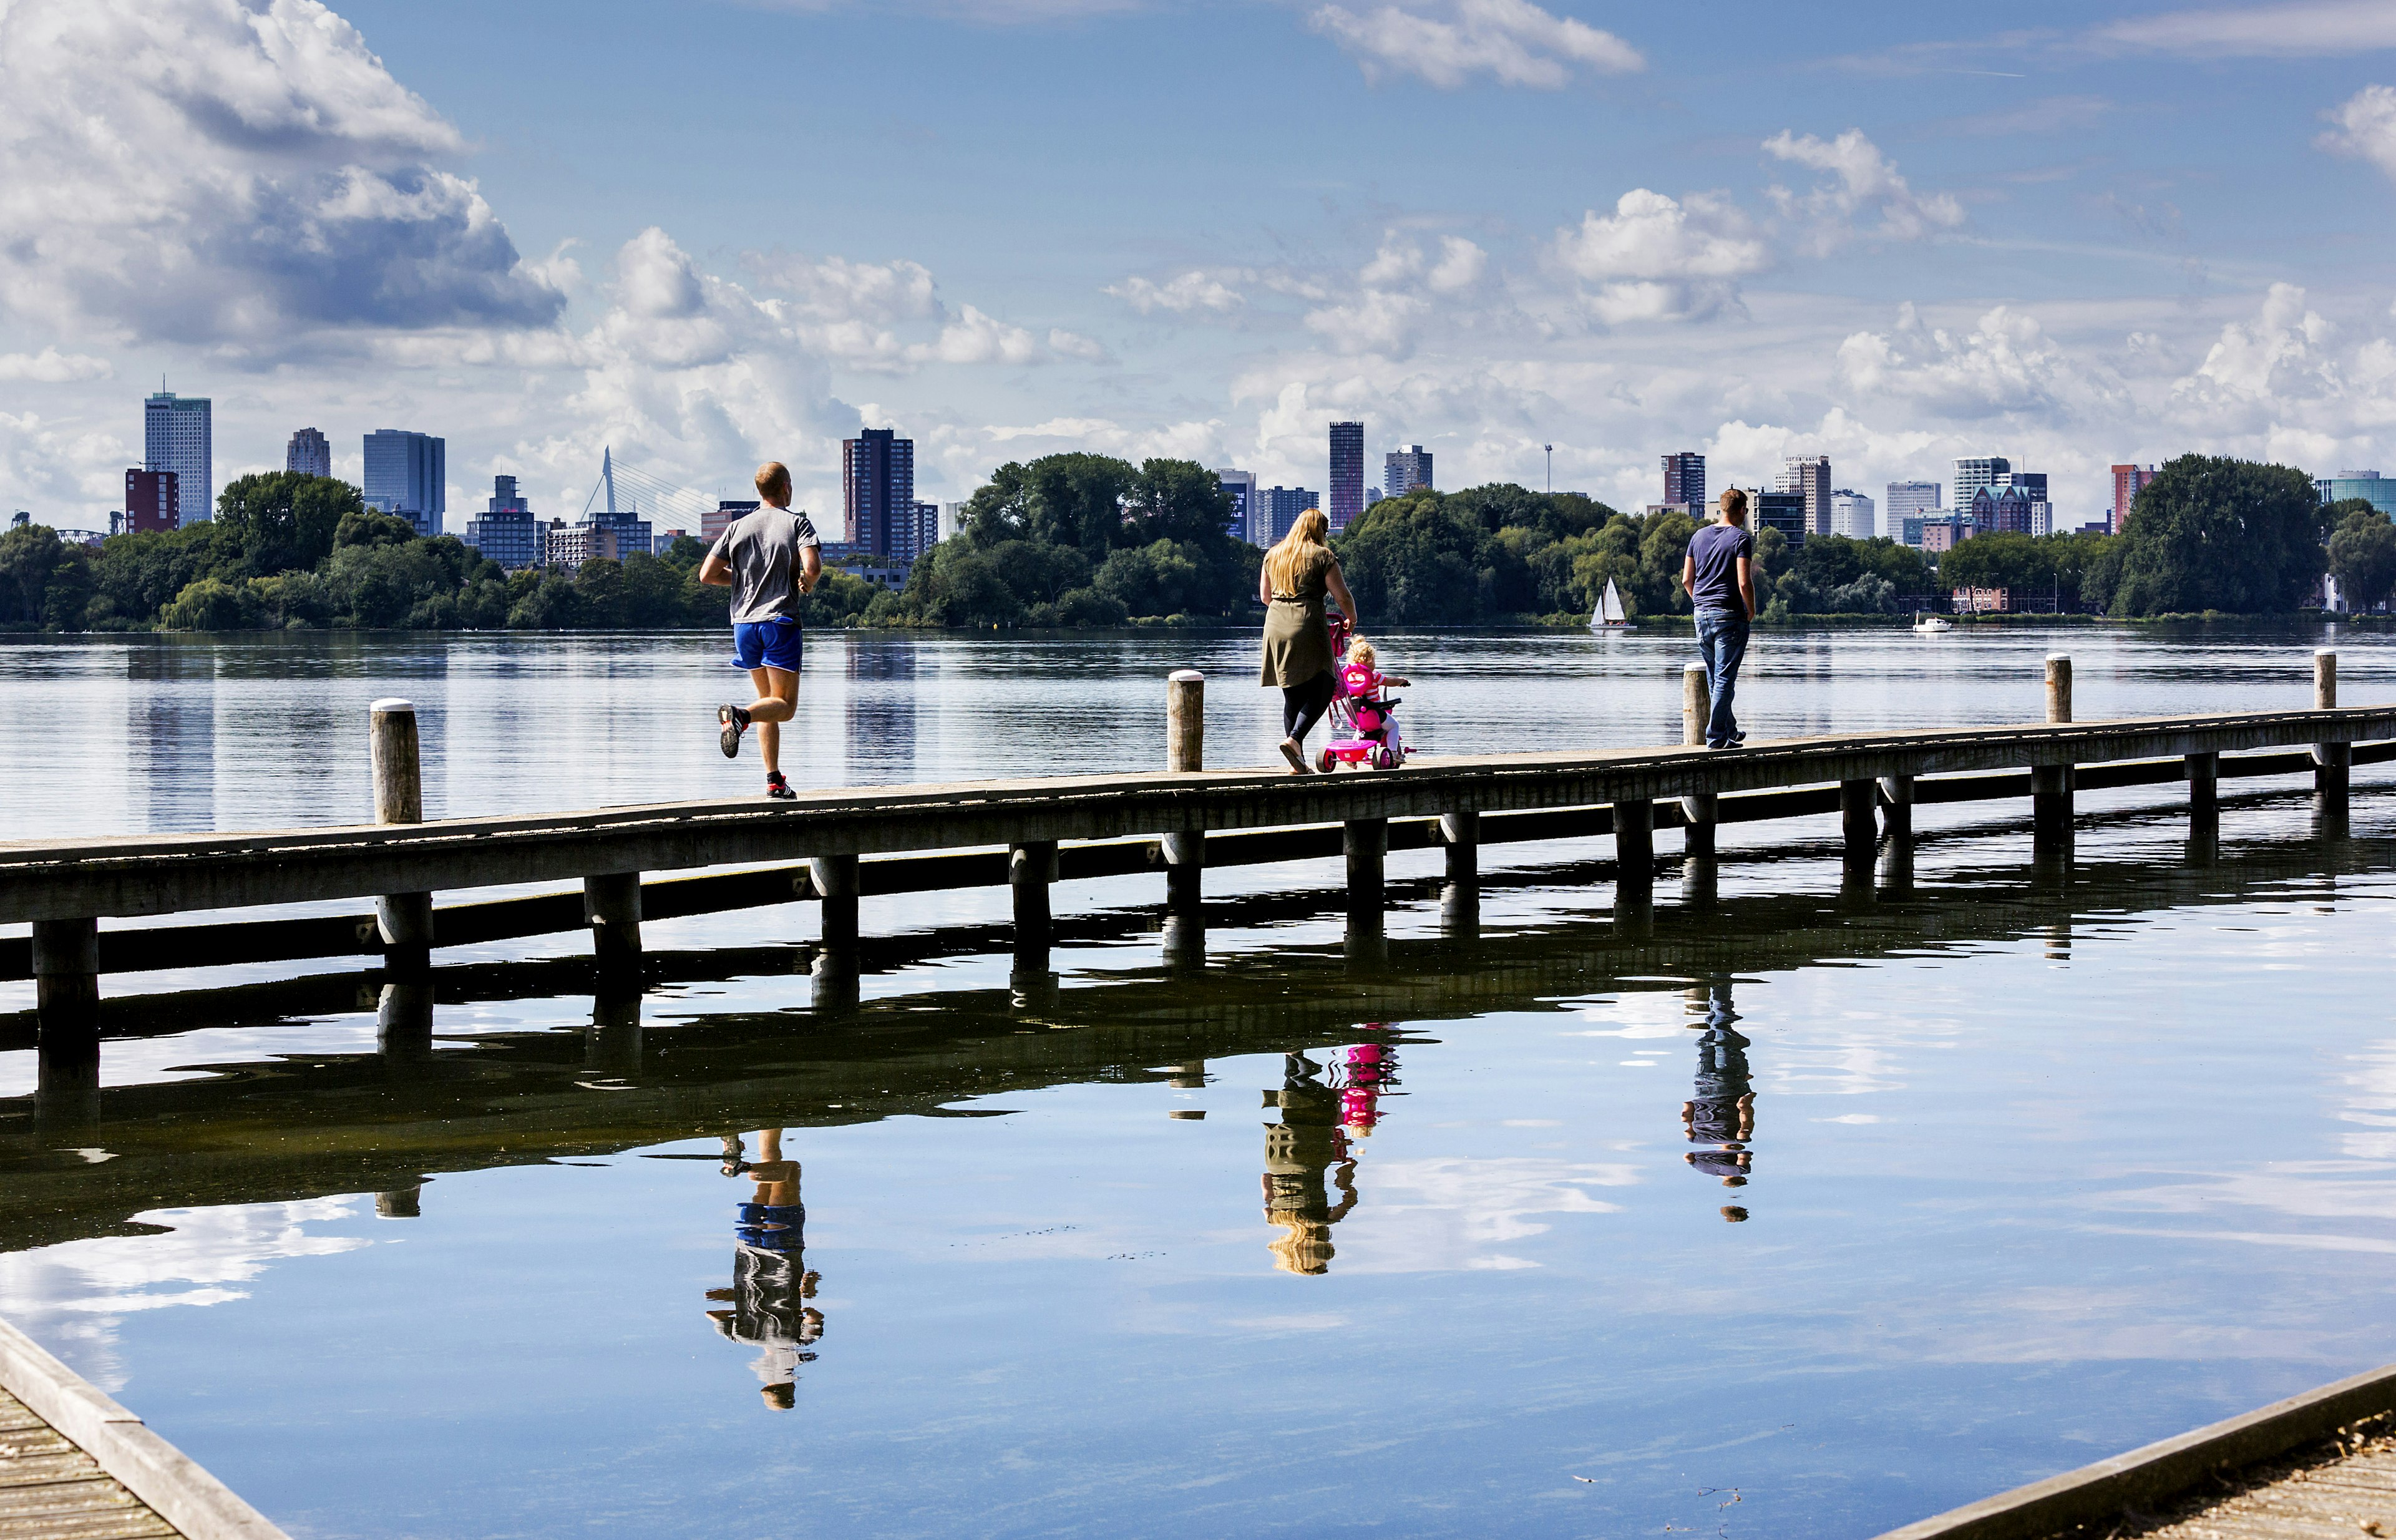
top-left (731, 620), bottom-right (803, 673)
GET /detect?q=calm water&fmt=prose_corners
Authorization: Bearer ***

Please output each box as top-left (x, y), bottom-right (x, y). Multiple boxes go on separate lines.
top-left (2, 625), bottom-right (2394, 1539)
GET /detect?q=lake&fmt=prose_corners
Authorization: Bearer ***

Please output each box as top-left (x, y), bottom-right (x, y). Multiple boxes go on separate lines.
top-left (2, 623), bottom-right (2393, 1538)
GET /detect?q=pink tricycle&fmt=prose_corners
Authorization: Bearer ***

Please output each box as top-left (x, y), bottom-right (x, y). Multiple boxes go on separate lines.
top-left (1316, 636), bottom-right (1413, 773)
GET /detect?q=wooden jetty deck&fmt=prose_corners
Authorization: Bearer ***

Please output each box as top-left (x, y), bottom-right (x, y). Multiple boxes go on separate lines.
top-left (0, 1318), bottom-right (286, 1540)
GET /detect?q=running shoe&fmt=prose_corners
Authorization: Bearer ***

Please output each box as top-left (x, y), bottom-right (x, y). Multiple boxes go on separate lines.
top-left (766, 770), bottom-right (796, 801)
top-left (718, 703), bottom-right (751, 758)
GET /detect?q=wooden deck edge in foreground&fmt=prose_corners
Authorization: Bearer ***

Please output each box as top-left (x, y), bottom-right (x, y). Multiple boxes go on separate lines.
top-left (0, 1315), bottom-right (290, 1540)
top-left (1872, 1362), bottom-right (2396, 1540)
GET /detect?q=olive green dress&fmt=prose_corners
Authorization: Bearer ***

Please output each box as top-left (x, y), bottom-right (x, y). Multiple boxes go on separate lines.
top-left (1259, 545), bottom-right (1338, 688)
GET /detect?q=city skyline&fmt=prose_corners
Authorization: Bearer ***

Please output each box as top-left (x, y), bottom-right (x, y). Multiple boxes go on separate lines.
top-left (4, 1), bottom-right (2395, 532)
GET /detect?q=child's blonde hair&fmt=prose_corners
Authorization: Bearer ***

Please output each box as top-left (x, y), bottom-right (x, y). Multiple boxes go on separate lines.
top-left (1347, 637), bottom-right (1376, 667)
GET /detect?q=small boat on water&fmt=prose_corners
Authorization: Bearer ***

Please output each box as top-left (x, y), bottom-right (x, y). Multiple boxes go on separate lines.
top-left (1912, 612), bottom-right (1953, 634)
top-left (1590, 577), bottom-right (1630, 631)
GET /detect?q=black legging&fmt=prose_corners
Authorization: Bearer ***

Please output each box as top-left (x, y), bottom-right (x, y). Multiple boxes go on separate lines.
top-left (1282, 670), bottom-right (1336, 743)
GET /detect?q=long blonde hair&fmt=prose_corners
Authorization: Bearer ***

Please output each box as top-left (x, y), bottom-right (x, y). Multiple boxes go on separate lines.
top-left (1264, 508), bottom-right (1331, 596)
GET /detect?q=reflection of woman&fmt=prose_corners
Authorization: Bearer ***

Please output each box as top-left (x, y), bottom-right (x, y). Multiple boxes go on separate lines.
top-left (704, 1131), bottom-right (824, 1410)
top-left (1262, 1053), bottom-right (1359, 1274)
top-left (1258, 510), bottom-right (1360, 775)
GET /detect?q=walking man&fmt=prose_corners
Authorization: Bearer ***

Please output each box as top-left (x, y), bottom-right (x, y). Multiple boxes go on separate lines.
top-left (1679, 488), bottom-right (1758, 749)
top-left (699, 462), bottom-right (822, 801)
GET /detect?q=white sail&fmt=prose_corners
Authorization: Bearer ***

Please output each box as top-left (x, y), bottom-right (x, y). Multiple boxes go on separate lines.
top-left (1598, 577), bottom-right (1627, 626)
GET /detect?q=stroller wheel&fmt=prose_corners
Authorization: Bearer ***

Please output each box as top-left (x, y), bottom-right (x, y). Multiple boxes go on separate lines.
top-left (1375, 746), bottom-right (1399, 770)
top-left (1316, 748), bottom-right (1335, 774)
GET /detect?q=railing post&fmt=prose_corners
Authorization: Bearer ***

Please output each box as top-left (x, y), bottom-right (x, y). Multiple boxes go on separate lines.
top-left (2313, 648), bottom-right (2349, 817)
top-left (32, 917), bottom-right (101, 1135)
top-left (1010, 840), bottom-right (1058, 973)
top-left (2045, 655), bottom-right (2073, 724)
top-left (1164, 670), bottom-right (1205, 922)
top-left (371, 698), bottom-right (434, 977)
top-left (583, 872), bottom-right (643, 984)
top-left (1345, 817), bottom-right (1388, 936)
top-left (1681, 661), bottom-right (1717, 858)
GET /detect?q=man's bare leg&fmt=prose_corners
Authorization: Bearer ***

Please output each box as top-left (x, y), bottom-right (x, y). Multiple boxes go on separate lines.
top-left (747, 666), bottom-right (797, 775)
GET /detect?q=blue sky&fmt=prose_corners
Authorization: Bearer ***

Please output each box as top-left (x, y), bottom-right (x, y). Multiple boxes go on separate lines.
top-left (2, 0), bottom-right (2395, 529)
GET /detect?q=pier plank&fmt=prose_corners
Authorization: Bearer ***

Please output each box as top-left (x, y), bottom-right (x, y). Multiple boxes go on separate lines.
top-left (0, 1391), bottom-right (178, 1540)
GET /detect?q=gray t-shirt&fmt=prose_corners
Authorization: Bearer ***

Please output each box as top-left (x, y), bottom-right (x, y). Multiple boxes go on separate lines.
top-left (1685, 521), bottom-right (1753, 614)
top-left (709, 507), bottom-right (822, 625)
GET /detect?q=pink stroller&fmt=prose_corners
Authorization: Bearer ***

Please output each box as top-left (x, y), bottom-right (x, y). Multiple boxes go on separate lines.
top-left (1317, 650), bottom-right (1411, 772)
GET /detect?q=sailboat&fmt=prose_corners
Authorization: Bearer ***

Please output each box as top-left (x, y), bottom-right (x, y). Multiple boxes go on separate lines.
top-left (1589, 577), bottom-right (1630, 631)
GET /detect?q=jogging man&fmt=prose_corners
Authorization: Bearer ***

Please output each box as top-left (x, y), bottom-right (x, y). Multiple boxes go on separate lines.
top-left (699, 462), bottom-right (822, 801)
top-left (1679, 488), bottom-right (1758, 749)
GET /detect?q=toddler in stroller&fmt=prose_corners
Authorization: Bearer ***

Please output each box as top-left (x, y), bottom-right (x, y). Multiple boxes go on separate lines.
top-left (1318, 636), bottom-right (1413, 772)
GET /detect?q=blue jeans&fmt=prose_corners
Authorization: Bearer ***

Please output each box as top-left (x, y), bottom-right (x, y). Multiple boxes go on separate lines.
top-left (1694, 609), bottom-right (1750, 748)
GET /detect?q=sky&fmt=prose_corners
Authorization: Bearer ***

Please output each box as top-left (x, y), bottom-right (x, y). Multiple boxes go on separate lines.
top-left (2, 0), bottom-right (2395, 532)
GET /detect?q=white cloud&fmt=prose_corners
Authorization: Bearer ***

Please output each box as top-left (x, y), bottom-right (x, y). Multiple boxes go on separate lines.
top-left (2183, 281), bottom-right (2340, 403)
top-left (1298, 232), bottom-right (1489, 356)
top-left (0, 348), bottom-right (113, 383)
top-left (1835, 303), bottom-right (2113, 419)
top-left (0, 0), bottom-right (563, 348)
top-left (1305, 288), bottom-right (1433, 356)
top-left (2093, 0), bottom-right (2396, 55)
top-left (1763, 129), bottom-right (1965, 251)
top-left (2318, 84), bottom-right (2396, 181)
top-left (1105, 271), bottom-right (1247, 314)
top-left (1552, 190), bottom-right (1772, 324)
top-left (1308, 0), bottom-right (1642, 89)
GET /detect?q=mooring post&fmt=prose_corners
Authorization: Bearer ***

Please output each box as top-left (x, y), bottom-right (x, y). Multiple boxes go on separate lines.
top-left (1681, 661), bottom-right (1718, 858)
top-left (370, 698), bottom-right (435, 977)
top-left (1164, 670), bottom-right (1206, 922)
top-left (583, 872), bottom-right (643, 985)
top-left (1615, 796), bottom-right (1655, 882)
top-left (2045, 654), bottom-right (2073, 724)
top-left (1839, 779), bottom-right (1876, 866)
top-left (2313, 648), bottom-right (2349, 814)
top-left (32, 917), bottom-right (101, 1134)
top-left (1010, 839), bottom-right (1058, 967)
top-left (2033, 656), bottom-right (2074, 852)
top-left (1877, 774), bottom-right (1914, 844)
top-left (1345, 817), bottom-right (1388, 935)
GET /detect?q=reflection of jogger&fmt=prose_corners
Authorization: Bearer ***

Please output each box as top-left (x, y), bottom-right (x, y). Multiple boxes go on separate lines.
top-left (1262, 1053), bottom-right (1358, 1274)
top-left (1681, 985), bottom-right (1755, 1223)
top-left (704, 1129), bottom-right (823, 1410)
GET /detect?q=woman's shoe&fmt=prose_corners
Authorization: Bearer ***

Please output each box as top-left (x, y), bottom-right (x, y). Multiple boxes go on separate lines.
top-left (1278, 738), bottom-right (1310, 774)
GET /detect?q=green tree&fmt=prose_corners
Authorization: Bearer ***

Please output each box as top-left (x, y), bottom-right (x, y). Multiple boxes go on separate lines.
top-left (2328, 504), bottom-right (2396, 612)
top-left (161, 576), bottom-right (268, 630)
top-left (215, 472), bottom-right (363, 575)
top-left (0, 524), bottom-right (63, 630)
top-left (2110, 455), bottom-right (2326, 616)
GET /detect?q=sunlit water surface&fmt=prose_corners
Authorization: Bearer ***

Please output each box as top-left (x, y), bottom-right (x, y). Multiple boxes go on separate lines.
top-left (0, 625), bottom-right (2392, 1539)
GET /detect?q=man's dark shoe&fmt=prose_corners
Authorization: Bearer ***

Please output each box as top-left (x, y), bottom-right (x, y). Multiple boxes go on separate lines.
top-left (766, 770), bottom-right (796, 801)
top-left (718, 703), bottom-right (751, 758)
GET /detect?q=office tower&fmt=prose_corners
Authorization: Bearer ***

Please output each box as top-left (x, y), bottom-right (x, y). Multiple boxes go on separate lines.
top-left (363, 429), bottom-right (446, 537)
top-left (1969, 484), bottom-right (2040, 537)
top-left (1828, 489), bottom-right (1876, 540)
top-left (1778, 455), bottom-right (1832, 535)
top-left (1260, 487), bottom-right (1317, 545)
top-left (1662, 451), bottom-right (1705, 510)
top-left (1327, 421), bottom-right (1365, 530)
top-left (1753, 490), bottom-right (1807, 546)
top-left (285, 427), bottom-right (331, 479)
top-left (1954, 456), bottom-right (2010, 516)
top-left (843, 428), bottom-right (916, 559)
top-left (1885, 480), bottom-right (1941, 546)
top-left (704, 500), bottom-right (759, 542)
top-left (464, 475), bottom-right (540, 569)
top-left (1384, 444), bottom-right (1434, 498)
top-left (2111, 464), bottom-right (2159, 533)
top-left (908, 500), bottom-right (941, 563)
top-left (939, 501), bottom-right (970, 543)
top-left (125, 469), bottom-right (178, 534)
top-left (144, 391), bottom-right (212, 522)
top-left (1215, 468), bottom-right (1259, 543)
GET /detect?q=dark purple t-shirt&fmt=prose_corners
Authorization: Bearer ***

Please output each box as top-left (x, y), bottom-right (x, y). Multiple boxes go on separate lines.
top-left (1686, 522), bottom-right (1753, 614)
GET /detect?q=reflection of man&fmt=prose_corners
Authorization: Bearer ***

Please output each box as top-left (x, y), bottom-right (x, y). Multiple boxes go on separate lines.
top-left (704, 1130), bottom-right (824, 1410)
top-left (1680, 985), bottom-right (1755, 1224)
top-left (1262, 1053), bottom-right (1358, 1274)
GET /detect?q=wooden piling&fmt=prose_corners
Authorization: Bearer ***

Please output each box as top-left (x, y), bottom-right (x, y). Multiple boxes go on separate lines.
top-left (1010, 840), bottom-right (1058, 953)
top-left (811, 854), bottom-right (860, 955)
top-left (1345, 817), bottom-right (1388, 933)
top-left (583, 872), bottom-right (643, 982)
top-left (1615, 796), bottom-right (1654, 880)
top-left (1877, 774), bottom-right (1914, 844)
top-left (1439, 809), bottom-right (1478, 887)
top-left (374, 978), bottom-right (433, 1060)
top-left (2186, 749), bottom-right (2219, 817)
top-left (1164, 671), bottom-right (1205, 920)
top-left (1839, 778), bottom-right (1877, 864)
top-left (2032, 763), bottom-right (2074, 851)
top-left (370, 699), bottom-right (434, 975)
top-left (32, 917), bottom-right (100, 1133)
top-left (2313, 648), bottom-right (2349, 811)
top-left (1682, 662), bottom-right (1718, 857)
top-left (2045, 655), bottom-right (2073, 724)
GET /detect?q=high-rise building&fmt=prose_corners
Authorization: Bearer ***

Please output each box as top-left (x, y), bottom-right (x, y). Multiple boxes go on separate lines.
top-left (2111, 464), bottom-right (2159, 533)
top-left (1828, 489), bottom-right (1876, 540)
top-left (1886, 480), bottom-right (1942, 547)
top-left (906, 500), bottom-right (941, 564)
top-left (1214, 468), bottom-right (1259, 543)
top-left (938, 501), bottom-right (970, 543)
top-left (1752, 490), bottom-right (1808, 547)
top-left (1954, 456), bottom-right (2010, 517)
top-left (1969, 484), bottom-right (2040, 537)
top-left (285, 427), bottom-right (331, 479)
top-left (363, 429), bottom-right (446, 537)
top-left (704, 500), bottom-right (759, 543)
top-left (844, 429), bottom-right (917, 559)
top-left (464, 474), bottom-right (540, 569)
top-left (1259, 487), bottom-right (1317, 546)
top-left (1778, 455), bottom-right (1832, 535)
top-left (1327, 421), bottom-right (1365, 530)
top-left (125, 469), bottom-right (178, 534)
top-left (1384, 444), bottom-right (1433, 498)
top-left (1662, 451), bottom-right (1705, 510)
top-left (145, 391), bottom-right (212, 522)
